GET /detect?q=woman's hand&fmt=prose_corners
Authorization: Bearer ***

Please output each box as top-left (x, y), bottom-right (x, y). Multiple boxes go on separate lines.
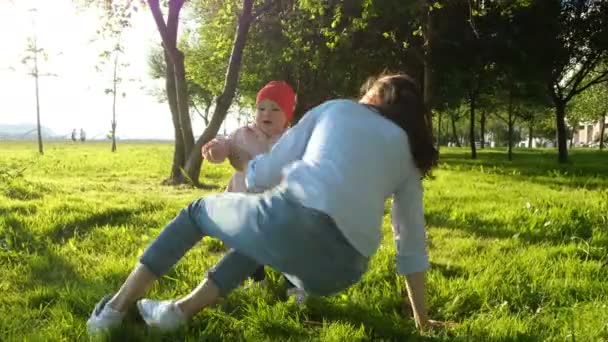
top-left (401, 277), bottom-right (455, 335)
top-left (202, 138), bottom-right (230, 163)
top-left (417, 319), bottom-right (456, 335)
top-left (403, 271), bottom-right (456, 334)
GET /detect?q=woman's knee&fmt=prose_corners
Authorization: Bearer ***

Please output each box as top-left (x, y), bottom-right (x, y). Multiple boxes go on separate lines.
top-left (139, 206), bottom-right (206, 276)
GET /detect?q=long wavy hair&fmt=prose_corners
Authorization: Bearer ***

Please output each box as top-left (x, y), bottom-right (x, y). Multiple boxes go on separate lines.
top-left (360, 73), bottom-right (438, 177)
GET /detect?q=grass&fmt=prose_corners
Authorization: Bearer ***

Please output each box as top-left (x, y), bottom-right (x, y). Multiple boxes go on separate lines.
top-left (0, 141), bottom-right (607, 341)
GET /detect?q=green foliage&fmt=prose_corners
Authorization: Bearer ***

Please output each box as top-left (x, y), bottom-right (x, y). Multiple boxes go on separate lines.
top-left (570, 79), bottom-right (608, 124)
top-left (1, 142), bottom-right (607, 340)
top-left (184, 0), bottom-right (236, 98)
top-left (183, 0), bottom-right (424, 119)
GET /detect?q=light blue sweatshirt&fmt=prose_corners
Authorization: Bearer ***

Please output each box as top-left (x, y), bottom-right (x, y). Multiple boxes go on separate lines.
top-left (246, 99), bottom-right (429, 275)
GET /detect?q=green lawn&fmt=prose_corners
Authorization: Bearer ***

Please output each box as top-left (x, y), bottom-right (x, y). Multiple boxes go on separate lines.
top-left (1, 141), bottom-right (607, 341)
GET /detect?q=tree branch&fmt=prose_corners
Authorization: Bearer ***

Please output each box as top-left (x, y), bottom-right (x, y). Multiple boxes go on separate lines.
top-left (252, 0), bottom-right (274, 19)
top-left (567, 69), bottom-right (608, 102)
top-left (191, 101), bottom-right (209, 125)
top-left (494, 112), bottom-right (509, 125)
top-left (147, 0), bottom-right (171, 53)
top-left (166, 0), bottom-right (184, 46)
top-left (564, 54), bottom-right (599, 98)
top-left (468, 0), bottom-right (480, 39)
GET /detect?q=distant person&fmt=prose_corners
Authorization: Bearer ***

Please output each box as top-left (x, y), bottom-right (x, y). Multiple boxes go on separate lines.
top-left (87, 73), bottom-right (443, 334)
top-left (71, 129), bottom-right (77, 142)
top-left (202, 81), bottom-right (306, 302)
top-left (80, 128), bottom-right (86, 142)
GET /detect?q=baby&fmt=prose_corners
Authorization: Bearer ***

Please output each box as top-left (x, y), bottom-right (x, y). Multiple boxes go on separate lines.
top-left (202, 81), bottom-right (308, 303)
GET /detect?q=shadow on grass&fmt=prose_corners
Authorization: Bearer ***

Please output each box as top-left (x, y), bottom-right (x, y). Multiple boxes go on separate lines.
top-left (425, 208), bottom-right (595, 246)
top-left (47, 201), bottom-right (170, 244)
top-left (303, 297), bottom-right (422, 340)
top-left (431, 261), bottom-right (466, 279)
top-left (438, 149), bottom-right (608, 190)
top-left (4, 213), bottom-right (134, 318)
top-left (48, 207), bottom-right (140, 243)
top-left (199, 182), bottom-right (225, 191)
top-left (0, 204), bottom-right (37, 217)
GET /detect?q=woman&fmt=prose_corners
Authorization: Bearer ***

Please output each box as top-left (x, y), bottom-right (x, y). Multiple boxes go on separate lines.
top-left (87, 73), bottom-right (440, 334)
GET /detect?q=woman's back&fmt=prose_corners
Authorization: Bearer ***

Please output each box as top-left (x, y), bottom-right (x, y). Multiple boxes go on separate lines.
top-left (275, 100), bottom-right (423, 258)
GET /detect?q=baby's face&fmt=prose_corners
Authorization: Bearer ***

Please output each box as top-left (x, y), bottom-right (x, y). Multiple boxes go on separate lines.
top-left (256, 99), bottom-right (288, 136)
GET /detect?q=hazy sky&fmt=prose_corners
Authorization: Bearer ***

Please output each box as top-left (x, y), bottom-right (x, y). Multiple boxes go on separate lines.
top-left (0, 0), bottom-right (235, 140)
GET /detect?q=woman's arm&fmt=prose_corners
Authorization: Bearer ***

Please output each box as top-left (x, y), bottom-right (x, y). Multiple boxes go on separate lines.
top-left (392, 176), bottom-right (432, 331)
top-left (240, 102), bottom-right (331, 191)
top-left (404, 271), bottom-right (429, 330)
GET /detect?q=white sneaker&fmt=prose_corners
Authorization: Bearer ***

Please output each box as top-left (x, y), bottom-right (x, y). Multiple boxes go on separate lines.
top-left (86, 295), bottom-right (126, 334)
top-left (136, 299), bottom-right (186, 331)
top-left (286, 288), bottom-right (309, 304)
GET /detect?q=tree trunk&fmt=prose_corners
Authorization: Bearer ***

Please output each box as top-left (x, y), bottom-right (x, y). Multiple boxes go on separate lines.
top-left (436, 110), bottom-right (442, 151)
top-left (507, 87), bottom-right (514, 161)
top-left (204, 102), bottom-right (211, 126)
top-left (422, 0), bottom-right (434, 137)
top-left (600, 114), bottom-right (606, 150)
top-left (173, 50), bottom-right (195, 157)
top-left (451, 110), bottom-right (461, 147)
top-left (111, 52), bottom-right (118, 153)
top-left (469, 93), bottom-right (477, 159)
top-left (165, 48), bottom-right (186, 183)
top-left (34, 40), bottom-right (43, 155)
top-left (480, 110), bottom-right (486, 149)
top-left (184, 0), bottom-right (255, 185)
top-left (555, 101), bottom-right (569, 163)
top-left (148, 0), bottom-right (195, 184)
top-left (508, 114), bottom-right (514, 161)
top-left (528, 121), bottom-right (533, 148)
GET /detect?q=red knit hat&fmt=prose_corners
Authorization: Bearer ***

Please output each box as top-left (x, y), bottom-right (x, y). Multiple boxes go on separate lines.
top-left (256, 81), bottom-right (296, 123)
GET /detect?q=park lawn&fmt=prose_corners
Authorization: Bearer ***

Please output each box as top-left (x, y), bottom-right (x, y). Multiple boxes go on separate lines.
top-left (0, 141), bottom-right (607, 341)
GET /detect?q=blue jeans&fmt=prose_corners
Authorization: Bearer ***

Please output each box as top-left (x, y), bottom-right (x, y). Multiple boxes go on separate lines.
top-left (140, 186), bottom-right (368, 296)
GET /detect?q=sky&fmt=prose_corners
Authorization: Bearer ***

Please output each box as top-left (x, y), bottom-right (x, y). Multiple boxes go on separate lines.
top-left (0, 0), bottom-right (236, 140)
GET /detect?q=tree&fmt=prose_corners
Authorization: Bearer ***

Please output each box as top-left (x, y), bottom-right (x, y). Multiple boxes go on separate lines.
top-left (21, 8), bottom-right (56, 155)
top-left (432, 0), bottom-right (499, 159)
top-left (516, 0), bottom-right (608, 162)
top-left (119, 0), bottom-right (267, 185)
top-left (181, 0), bottom-right (276, 185)
top-left (96, 2), bottom-right (134, 152)
top-left (145, 0), bottom-right (197, 183)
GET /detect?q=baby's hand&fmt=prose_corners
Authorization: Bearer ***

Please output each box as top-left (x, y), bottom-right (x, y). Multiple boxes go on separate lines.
top-left (227, 141), bottom-right (252, 171)
top-left (202, 138), bottom-right (230, 163)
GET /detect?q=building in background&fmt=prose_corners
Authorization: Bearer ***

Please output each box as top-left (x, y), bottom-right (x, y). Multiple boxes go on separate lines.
top-left (573, 117), bottom-right (607, 147)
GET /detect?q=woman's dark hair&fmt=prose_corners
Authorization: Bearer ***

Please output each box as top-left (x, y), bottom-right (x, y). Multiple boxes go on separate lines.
top-left (360, 73), bottom-right (438, 177)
